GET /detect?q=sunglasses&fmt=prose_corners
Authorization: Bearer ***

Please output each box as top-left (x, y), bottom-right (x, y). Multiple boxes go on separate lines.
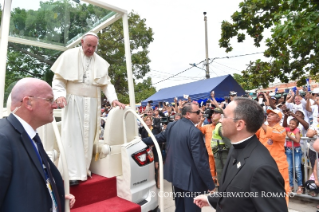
top-left (189, 110), bottom-right (201, 115)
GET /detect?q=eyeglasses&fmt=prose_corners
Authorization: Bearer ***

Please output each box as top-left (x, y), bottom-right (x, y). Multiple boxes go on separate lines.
top-left (189, 110), bottom-right (201, 115)
top-left (220, 114), bottom-right (238, 121)
top-left (27, 96), bottom-right (56, 105)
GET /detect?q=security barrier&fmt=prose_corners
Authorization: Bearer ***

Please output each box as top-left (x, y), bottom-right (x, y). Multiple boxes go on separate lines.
top-left (290, 137), bottom-right (319, 200)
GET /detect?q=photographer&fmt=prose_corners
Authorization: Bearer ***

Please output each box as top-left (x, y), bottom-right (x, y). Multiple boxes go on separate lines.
top-left (152, 109), bottom-right (162, 134)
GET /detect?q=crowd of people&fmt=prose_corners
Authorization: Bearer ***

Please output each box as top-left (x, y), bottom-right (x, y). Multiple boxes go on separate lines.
top-left (133, 88), bottom-right (319, 211)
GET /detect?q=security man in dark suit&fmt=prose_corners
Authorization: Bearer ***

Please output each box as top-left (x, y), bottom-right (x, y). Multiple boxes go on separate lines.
top-left (143, 102), bottom-right (215, 212)
top-left (194, 97), bottom-right (288, 212)
top-left (0, 78), bottom-right (75, 212)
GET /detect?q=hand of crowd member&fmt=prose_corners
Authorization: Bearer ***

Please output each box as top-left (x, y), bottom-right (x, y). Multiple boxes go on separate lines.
top-left (193, 195), bottom-right (210, 208)
top-left (210, 91), bottom-right (215, 99)
top-left (65, 194), bottom-right (76, 208)
top-left (283, 110), bottom-right (289, 117)
top-left (56, 96), bottom-right (67, 108)
top-left (174, 97), bottom-right (177, 103)
top-left (306, 91), bottom-right (314, 100)
top-left (286, 131), bottom-right (293, 139)
top-left (288, 111), bottom-right (295, 117)
top-left (315, 179), bottom-right (319, 187)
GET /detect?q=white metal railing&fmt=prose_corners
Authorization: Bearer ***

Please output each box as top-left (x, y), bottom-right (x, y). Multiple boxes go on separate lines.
top-left (123, 108), bottom-right (164, 211)
top-left (290, 137), bottom-right (319, 200)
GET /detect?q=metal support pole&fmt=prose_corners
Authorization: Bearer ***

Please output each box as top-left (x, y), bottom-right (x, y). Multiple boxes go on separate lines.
top-left (204, 12), bottom-right (209, 79)
top-left (122, 14), bottom-right (135, 109)
top-left (122, 13), bottom-right (137, 135)
top-left (0, 0), bottom-right (13, 118)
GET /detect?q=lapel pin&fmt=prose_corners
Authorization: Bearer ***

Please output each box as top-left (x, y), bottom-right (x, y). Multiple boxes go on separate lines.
top-left (237, 162), bottom-right (241, 169)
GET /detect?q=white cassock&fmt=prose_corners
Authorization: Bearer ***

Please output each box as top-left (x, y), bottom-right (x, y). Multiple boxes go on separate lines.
top-left (51, 47), bottom-right (118, 181)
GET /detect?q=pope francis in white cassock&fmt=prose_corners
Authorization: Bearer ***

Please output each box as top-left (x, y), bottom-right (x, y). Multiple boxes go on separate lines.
top-left (51, 32), bottom-right (125, 186)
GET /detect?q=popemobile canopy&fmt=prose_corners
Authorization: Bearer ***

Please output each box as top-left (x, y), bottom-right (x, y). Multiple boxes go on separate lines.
top-left (141, 74), bottom-right (246, 106)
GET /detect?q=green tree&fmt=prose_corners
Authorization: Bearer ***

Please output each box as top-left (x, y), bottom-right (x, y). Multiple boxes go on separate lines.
top-left (219, 0), bottom-right (319, 88)
top-left (98, 11), bottom-right (155, 102)
top-left (3, 0), bottom-right (155, 104)
top-left (232, 73), bottom-right (255, 90)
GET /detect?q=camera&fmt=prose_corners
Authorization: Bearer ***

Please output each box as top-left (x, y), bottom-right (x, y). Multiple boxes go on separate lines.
top-left (160, 116), bottom-right (174, 124)
top-left (202, 114), bottom-right (210, 118)
top-left (283, 108), bottom-right (290, 113)
top-left (203, 108), bottom-right (213, 118)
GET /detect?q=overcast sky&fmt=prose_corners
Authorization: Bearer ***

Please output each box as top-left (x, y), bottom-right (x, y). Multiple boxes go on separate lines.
top-left (6, 0), bottom-right (270, 91)
top-left (106, 0), bottom-right (269, 91)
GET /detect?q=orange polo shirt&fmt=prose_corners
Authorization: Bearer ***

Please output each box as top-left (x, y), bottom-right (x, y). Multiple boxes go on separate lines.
top-left (256, 123), bottom-right (289, 204)
top-left (197, 124), bottom-right (217, 181)
top-left (256, 123), bottom-right (288, 169)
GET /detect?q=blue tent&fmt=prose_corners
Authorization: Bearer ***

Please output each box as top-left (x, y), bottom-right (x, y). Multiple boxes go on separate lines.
top-left (141, 74), bottom-right (246, 106)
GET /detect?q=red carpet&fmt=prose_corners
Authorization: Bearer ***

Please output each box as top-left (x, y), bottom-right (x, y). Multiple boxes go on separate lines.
top-left (71, 197), bottom-right (141, 212)
top-left (70, 174), bottom-right (140, 212)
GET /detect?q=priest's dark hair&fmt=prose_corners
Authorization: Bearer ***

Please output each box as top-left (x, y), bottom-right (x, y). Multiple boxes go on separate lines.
top-left (233, 97), bottom-right (264, 133)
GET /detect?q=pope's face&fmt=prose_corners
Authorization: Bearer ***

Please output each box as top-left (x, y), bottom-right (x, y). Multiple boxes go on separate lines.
top-left (81, 35), bottom-right (98, 57)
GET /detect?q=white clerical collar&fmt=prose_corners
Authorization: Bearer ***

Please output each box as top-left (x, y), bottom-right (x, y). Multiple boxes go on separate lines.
top-left (13, 114), bottom-right (37, 139)
top-left (232, 135), bottom-right (253, 145)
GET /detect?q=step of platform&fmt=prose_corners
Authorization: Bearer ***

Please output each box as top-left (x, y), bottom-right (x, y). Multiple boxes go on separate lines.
top-left (70, 174), bottom-right (140, 212)
top-left (71, 197), bottom-right (141, 212)
top-left (70, 174), bottom-right (117, 209)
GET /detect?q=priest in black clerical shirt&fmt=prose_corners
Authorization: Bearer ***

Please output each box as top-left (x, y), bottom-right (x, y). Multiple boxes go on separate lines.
top-left (194, 97), bottom-right (288, 212)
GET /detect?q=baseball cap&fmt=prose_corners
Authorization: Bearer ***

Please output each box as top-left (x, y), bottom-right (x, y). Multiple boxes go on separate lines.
top-left (266, 109), bottom-right (282, 119)
top-left (213, 108), bottom-right (224, 114)
top-left (313, 88), bottom-right (319, 94)
top-left (295, 110), bottom-right (304, 115)
top-left (229, 91), bottom-right (237, 96)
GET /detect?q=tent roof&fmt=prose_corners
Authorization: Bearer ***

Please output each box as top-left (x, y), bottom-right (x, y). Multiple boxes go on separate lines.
top-left (141, 74), bottom-right (246, 106)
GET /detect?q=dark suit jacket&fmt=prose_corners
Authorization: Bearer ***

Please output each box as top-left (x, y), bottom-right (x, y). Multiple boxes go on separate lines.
top-left (208, 135), bottom-right (288, 212)
top-left (152, 117), bottom-right (162, 135)
top-left (0, 114), bottom-right (65, 212)
top-left (143, 118), bottom-right (215, 192)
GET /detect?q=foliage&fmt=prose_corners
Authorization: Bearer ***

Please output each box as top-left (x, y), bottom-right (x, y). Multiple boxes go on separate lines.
top-left (3, 0), bottom-right (155, 104)
top-left (219, 0), bottom-right (319, 88)
top-left (134, 77), bottom-right (156, 103)
top-left (232, 73), bottom-right (255, 90)
top-left (98, 10), bottom-right (155, 102)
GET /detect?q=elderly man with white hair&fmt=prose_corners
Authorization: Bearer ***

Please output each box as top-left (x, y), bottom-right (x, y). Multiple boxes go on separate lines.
top-left (51, 32), bottom-right (125, 186)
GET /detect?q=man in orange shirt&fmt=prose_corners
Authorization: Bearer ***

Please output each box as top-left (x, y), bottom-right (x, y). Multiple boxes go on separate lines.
top-left (256, 109), bottom-right (289, 204)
